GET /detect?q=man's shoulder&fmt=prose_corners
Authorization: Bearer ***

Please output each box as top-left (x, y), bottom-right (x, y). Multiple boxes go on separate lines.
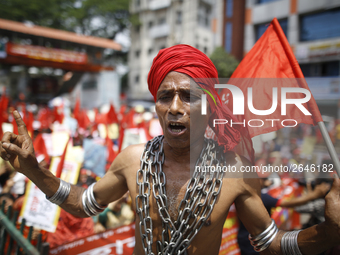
top-left (223, 150), bottom-right (260, 192)
top-left (109, 143), bottom-right (146, 173)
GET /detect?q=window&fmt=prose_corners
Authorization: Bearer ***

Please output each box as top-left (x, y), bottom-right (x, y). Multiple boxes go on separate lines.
top-left (256, 18), bottom-right (287, 41)
top-left (135, 75), bottom-right (140, 83)
top-left (148, 21), bottom-right (153, 28)
top-left (300, 61), bottom-right (340, 77)
top-left (300, 9), bottom-right (340, 41)
top-left (226, 0), bottom-right (233, 18)
top-left (135, 50), bottom-right (140, 58)
top-left (134, 25), bottom-right (140, 33)
top-left (257, 0), bottom-right (280, 4)
top-left (197, 0), bottom-right (212, 28)
top-left (203, 46), bottom-right (208, 54)
top-left (176, 11), bottom-right (182, 24)
top-left (225, 22), bottom-right (232, 53)
top-left (148, 48), bottom-right (153, 54)
top-left (82, 80), bottom-right (97, 90)
top-left (159, 17), bottom-right (166, 24)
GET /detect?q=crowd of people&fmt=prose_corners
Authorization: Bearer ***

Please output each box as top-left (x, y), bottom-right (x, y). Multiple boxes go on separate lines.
top-left (0, 96), bottom-right (158, 249)
top-left (0, 91), bottom-right (339, 253)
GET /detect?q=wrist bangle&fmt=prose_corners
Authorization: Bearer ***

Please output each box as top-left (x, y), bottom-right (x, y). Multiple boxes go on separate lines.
top-left (82, 183), bottom-right (107, 217)
top-left (249, 219), bottom-right (278, 252)
top-left (46, 179), bottom-right (71, 205)
top-left (281, 230), bottom-right (302, 255)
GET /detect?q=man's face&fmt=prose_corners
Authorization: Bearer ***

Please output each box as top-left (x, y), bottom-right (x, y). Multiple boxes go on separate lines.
top-left (155, 71), bottom-right (210, 148)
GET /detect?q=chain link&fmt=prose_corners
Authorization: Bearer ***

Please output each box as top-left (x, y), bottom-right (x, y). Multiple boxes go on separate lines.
top-left (136, 135), bottom-right (226, 255)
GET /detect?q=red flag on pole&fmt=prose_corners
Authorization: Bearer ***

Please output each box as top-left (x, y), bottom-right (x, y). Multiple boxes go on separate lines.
top-left (55, 138), bottom-right (70, 178)
top-left (222, 18), bottom-right (323, 138)
top-left (106, 103), bottom-right (119, 124)
top-left (105, 135), bottom-right (117, 171)
top-left (73, 97), bottom-right (80, 120)
top-left (33, 133), bottom-right (50, 163)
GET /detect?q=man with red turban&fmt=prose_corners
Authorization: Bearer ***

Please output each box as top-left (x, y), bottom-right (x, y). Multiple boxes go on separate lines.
top-left (1, 44), bottom-right (340, 255)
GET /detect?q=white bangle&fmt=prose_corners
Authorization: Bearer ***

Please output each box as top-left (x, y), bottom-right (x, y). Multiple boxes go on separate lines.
top-left (249, 219), bottom-right (279, 252)
top-left (281, 230), bottom-right (302, 255)
top-left (46, 179), bottom-right (71, 205)
top-left (82, 183), bottom-right (106, 216)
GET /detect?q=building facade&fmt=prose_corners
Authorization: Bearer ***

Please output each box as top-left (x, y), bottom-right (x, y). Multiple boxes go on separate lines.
top-left (222, 0), bottom-right (246, 61)
top-left (225, 0), bottom-right (340, 117)
top-left (128, 0), bottom-right (223, 100)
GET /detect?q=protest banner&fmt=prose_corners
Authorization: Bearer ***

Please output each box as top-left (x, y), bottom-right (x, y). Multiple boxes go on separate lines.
top-left (219, 204), bottom-right (240, 255)
top-left (49, 223), bottom-right (135, 255)
top-left (18, 144), bottom-right (82, 232)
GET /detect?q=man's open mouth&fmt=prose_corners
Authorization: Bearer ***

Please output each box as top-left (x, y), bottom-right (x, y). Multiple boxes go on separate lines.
top-left (168, 122), bottom-right (186, 134)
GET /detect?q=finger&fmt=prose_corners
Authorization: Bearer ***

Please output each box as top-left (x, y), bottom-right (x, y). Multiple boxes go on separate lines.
top-left (1, 131), bottom-right (18, 143)
top-left (329, 174), bottom-right (340, 195)
top-left (12, 110), bottom-right (29, 137)
top-left (2, 142), bottom-right (25, 158)
top-left (0, 142), bottom-right (12, 161)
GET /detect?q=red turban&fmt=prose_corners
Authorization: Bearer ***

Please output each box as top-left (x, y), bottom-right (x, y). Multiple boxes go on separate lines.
top-left (148, 44), bottom-right (250, 154)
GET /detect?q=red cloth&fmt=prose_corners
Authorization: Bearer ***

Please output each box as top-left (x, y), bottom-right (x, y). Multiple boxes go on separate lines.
top-left (147, 44), bottom-right (244, 153)
top-left (73, 97), bottom-right (80, 120)
top-left (55, 138), bottom-right (70, 178)
top-left (46, 209), bottom-right (94, 248)
top-left (223, 18), bottom-right (322, 138)
top-left (33, 133), bottom-right (50, 163)
top-left (106, 135), bottom-right (117, 170)
top-left (106, 103), bottom-right (119, 124)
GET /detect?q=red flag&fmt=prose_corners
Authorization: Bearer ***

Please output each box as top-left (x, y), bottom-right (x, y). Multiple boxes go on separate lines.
top-left (222, 18), bottom-right (322, 138)
top-left (106, 135), bottom-right (117, 170)
top-left (73, 97), bottom-right (80, 120)
top-left (33, 133), bottom-right (50, 163)
top-left (106, 103), bottom-right (119, 124)
top-left (55, 138), bottom-right (70, 178)
top-left (26, 111), bottom-right (34, 136)
top-left (38, 107), bottom-right (52, 130)
top-left (53, 107), bottom-right (64, 124)
top-left (77, 110), bottom-right (91, 129)
top-left (118, 125), bottom-right (125, 153)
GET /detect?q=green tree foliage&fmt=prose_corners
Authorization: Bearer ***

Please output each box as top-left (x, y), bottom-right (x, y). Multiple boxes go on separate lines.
top-left (0, 0), bottom-right (138, 39)
top-left (210, 47), bottom-right (239, 78)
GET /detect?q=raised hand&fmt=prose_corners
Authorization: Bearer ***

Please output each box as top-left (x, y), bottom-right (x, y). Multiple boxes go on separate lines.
top-left (324, 175), bottom-right (340, 243)
top-left (313, 182), bottom-right (331, 198)
top-left (0, 110), bottom-right (38, 174)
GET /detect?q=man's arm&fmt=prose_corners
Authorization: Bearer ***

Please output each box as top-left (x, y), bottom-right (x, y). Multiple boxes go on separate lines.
top-left (0, 110), bottom-right (128, 218)
top-left (278, 182), bottom-right (330, 208)
top-left (235, 157), bottom-right (340, 255)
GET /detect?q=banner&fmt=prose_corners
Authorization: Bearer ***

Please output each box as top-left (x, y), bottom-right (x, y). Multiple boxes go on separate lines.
top-left (49, 224), bottom-right (135, 255)
top-left (6, 42), bottom-right (88, 64)
top-left (19, 146), bottom-right (82, 232)
top-left (18, 181), bottom-right (60, 232)
top-left (219, 204), bottom-right (240, 255)
top-left (83, 138), bottom-right (107, 177)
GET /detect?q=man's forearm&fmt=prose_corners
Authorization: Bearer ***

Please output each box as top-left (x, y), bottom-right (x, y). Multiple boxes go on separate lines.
top-left (24, 164), bottom-right (88, 218)
top-left (297, 222), bottom-right (338, 254)
top-left (264, 222), bottom-right (338, 255)
top-left (279, 192), bottom-right (318, 208)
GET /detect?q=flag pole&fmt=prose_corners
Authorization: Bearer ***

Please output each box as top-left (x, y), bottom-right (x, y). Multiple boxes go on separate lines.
top-left (318, 121), bottom-right (340, 176)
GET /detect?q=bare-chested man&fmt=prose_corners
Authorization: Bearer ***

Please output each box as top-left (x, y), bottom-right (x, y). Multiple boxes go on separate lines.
top-left (1, 45), bottom-right (340, 255)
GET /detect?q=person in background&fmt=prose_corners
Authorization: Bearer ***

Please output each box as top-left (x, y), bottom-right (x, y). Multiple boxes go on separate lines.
top-left (94, 192), bottom-right (135, 233)
top-left (237, 175), bottom-right (330, 255)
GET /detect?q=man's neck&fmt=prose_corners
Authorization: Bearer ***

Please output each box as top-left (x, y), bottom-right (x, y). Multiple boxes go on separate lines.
top-left (163, 137), bottom-right (205, 168)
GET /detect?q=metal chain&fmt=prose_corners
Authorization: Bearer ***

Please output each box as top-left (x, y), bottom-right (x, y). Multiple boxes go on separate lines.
top-left (136, 135), bottom-right (226, 255)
